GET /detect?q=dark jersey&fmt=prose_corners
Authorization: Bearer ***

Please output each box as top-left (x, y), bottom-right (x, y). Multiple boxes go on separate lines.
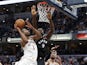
top-left (37, 37), bottom-right (50, 60)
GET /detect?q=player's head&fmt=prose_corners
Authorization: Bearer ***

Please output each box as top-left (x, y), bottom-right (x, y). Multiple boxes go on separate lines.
top-left (38, 28), bottom-right (44, 34)
top-left (50, 51), bottom-right (56, 59)
top-left (22, 28), bottom-right (30, 36)
top-left (50, 50), bottom-right (57, 59)
top-left (51, 50), bottom-right (57, 55)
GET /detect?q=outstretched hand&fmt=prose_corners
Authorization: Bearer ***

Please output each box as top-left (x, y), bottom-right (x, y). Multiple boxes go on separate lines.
top-left (51, 45), bottom-right (60, 50)
top-left (55, 45), bottom-right (60, 48)
top-left (25, 21), bottom-right (33, 29)
top-left (14, 24), bottom-right (20, 30)
top-left (31, 5), bottom-right (37, 16)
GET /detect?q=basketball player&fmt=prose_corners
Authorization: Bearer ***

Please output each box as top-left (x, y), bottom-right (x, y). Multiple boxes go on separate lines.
top-left (45, 46), bottom-right (62, 65)
top-left (14, 20), bottom-right (41, 65)
top-left (31, 5), bottom-right (54, 65)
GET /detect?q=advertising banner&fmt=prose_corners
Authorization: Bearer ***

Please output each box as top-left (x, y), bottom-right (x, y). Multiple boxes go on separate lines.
top-left (50, 34), bottom-right (72, 41)
top-left (76, 33), bottom-right (87, 40)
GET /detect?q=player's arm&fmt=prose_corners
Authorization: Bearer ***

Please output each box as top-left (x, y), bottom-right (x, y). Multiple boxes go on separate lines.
top-left (56, 55), bottom-right (62, 65)
top-left (14, 24), bottom-right (28, 44)
top-left (45, 12), bottom-right (54, 39)
top-left (20, 40), bottom-right (26, 47)
top-left (31, 5), bottom-right (38, 29)
top-left (26, 21), bottom-right (41, 40)
top-left (51, 45), bottom-right (59, 51)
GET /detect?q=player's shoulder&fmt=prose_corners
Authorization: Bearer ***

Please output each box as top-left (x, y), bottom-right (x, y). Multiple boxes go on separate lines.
top-left (47, 58), bottom-right (51, 62)
top-left (55, 62), bottom-right (60, 65)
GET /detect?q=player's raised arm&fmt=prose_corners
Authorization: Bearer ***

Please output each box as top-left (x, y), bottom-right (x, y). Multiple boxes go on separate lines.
top-left (31, 5), bottom-right (38, 29)
top-left (25, 21), bottom-right (41, 40)
top-left (14, 24), bottom-right (28, 44)
top-left (45, 12), bottom-right (55, 39)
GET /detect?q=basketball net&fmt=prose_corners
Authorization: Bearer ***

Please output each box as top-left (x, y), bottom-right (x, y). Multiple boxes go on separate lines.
top-left (37, 1), bottom-right (55, 23)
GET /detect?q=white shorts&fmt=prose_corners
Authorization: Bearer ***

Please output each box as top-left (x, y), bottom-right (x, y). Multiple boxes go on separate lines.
top-left (14, 58), bottom-right (37, 65)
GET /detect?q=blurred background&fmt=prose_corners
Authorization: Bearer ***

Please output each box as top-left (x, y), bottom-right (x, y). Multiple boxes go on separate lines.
top-left (0, 0), bottom-right (87, 65)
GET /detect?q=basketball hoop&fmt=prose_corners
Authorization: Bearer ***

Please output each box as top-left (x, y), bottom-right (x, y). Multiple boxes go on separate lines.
top-left (37, 1), bottom-right (55, 23)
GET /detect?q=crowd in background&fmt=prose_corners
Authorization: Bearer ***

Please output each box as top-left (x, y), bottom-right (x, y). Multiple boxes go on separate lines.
top-left (0, 12), bottom-right (87, 38)
top-left (0, 8), bottom-right (87, 38)
top-left (0, 55), bottom-right (87, 65)
top-left (0, 1), bottom-right (87, 65)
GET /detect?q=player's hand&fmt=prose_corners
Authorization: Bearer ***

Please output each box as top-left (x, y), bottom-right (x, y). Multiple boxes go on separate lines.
top-left (51, 45), bottom-right (60, 50)
top-left (47, 12), bottom-right (52, 20)
top-left (14, 24), bottom-right (20, 30)
top-left (55, 45), bottom-right (60, 48)
top-left (25, 21), bottom-right (33, 29)
top-left (31, 5), bottom-right (37, 16)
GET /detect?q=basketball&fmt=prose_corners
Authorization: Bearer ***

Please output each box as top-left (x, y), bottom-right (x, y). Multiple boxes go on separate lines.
top-left (15, 19), bottom-right (25, 29)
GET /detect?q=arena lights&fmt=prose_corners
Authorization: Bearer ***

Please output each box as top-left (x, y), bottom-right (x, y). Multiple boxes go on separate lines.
top-left (0, 0), bottom-right (34, 5)
top-left (85, 0), bottom-right (87, 2)
top-left (7, 37), bottom-right (21, 43)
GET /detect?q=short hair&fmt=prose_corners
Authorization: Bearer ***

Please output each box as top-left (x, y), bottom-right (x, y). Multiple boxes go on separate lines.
top-left (38, 28), bottom-right (44, 34)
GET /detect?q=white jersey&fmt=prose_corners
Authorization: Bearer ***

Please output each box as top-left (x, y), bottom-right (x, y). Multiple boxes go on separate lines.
top-left (22, 38), bottom-right (38, 61)
top-left (15, 38), bottom-right (38, 65)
